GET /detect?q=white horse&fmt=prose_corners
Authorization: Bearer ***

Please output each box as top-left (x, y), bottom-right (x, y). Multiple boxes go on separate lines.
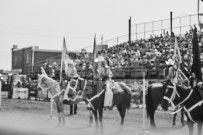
top-left (38, 74), bottom-right (65, 126)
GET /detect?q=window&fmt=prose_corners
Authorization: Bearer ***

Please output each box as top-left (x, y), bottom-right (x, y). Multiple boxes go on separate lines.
top-left (14, 56), bottom-right (17, 65)
top-left (26, 53), bottom-right (30, 64)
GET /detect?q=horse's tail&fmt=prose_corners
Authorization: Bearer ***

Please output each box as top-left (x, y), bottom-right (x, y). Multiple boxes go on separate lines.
top-left (146, 85), bottom-right (153, 119)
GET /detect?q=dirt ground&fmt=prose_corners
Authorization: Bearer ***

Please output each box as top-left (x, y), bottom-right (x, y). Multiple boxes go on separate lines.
top-left (0, 99), bottom-right (198, 135)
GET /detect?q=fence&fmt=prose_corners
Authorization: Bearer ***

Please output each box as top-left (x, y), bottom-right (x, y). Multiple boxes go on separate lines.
top-left (102, 14), bottom-right (199, 47)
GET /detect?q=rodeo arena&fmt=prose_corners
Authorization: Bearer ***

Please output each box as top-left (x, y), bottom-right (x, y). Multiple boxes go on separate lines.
top-left (1, 2), bottom-right (203, 135)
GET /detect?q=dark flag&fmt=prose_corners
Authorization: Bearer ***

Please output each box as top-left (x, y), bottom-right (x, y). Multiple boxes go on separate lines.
top-left (191, 26), bottom-right (202, 81)
top-left (92, 34), bottom-right (97, 78)
top-left (93, 34), bottom-right (97, 60)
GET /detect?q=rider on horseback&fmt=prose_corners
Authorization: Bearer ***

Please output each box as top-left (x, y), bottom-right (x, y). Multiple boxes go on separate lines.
top-left (165, 58), bottom-right (188, 92)
top-left (94, 56), bottom-right (113, 110)
top-left (63, 60), bottom-right (79, 103)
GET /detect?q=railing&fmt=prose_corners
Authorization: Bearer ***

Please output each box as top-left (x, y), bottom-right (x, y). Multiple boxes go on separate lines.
top-left (102, 14), bottom-right (199, 47)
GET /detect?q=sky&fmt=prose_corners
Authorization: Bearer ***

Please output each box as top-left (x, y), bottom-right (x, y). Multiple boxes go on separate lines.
top-left (0, 0), bottom-right (201, 70)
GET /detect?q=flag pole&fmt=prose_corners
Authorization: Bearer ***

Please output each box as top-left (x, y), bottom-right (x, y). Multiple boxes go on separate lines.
top-left (92, 34), bottom-right (97, 79)
top-left (60, 37), bottom-right (65, 83)
top-left (142, 71), bottom-right (146, 131)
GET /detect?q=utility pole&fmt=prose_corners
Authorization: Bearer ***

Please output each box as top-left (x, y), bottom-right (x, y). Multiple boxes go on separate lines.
top-left (129, 16), bottom-right (131, 45)
top-left (170, 11), bottom-right (173, 36)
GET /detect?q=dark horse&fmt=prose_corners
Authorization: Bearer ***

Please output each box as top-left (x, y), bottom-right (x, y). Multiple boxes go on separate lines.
top-left (146, 82), bottom-right (185, 127)
top-left (161, 84), bottom-right (203, 135)
top-left (68, 79), bottom-right (131, 131)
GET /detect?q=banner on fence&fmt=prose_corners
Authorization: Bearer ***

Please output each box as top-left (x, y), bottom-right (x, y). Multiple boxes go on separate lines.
top-left (12, 88), bottom-right (28, 99)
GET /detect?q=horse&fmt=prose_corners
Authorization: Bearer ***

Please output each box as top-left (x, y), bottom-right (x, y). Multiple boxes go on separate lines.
top-left (146, 82), bottom-right (185, 128)
top-left (38, 74), bottom-right (65, 126)
top-left (67, 79), bottom-right (132, 131)
top-left (161, 84), bottom-right (203, 135)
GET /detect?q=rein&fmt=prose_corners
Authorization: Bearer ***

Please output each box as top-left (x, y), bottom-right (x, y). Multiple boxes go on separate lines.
top-left (163, 85), bottom-right (180, 108)
top-left (183, 100), bottom-right (203, 123)
top-left (72, 79), bottom-right (87, 102)
top-left (82, 80), bottom-right (105, 111)
top-left (176, 89), bottom-right (193, 107)
top-left (164, 86), bottom-right (203, 123)
top-left (86, 89), bottom-right (105, 111)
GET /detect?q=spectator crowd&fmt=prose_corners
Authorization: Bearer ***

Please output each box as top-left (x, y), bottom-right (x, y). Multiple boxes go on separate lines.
top-left (42, 27), bottom-right (203, 79)
top-left (74, 27), bottom-right (203, 72)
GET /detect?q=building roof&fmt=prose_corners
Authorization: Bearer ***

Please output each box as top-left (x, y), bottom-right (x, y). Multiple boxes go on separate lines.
top-left (13, 46), bottom-right (33, 51)
top-left (13, 46), bottom-right (80, 53)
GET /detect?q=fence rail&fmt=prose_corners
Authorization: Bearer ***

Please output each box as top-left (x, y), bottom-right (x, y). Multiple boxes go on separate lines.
top-left (103, 14), bottom-right (199, 47)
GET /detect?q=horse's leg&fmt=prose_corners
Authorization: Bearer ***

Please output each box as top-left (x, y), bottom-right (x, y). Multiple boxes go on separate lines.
top-left (57, 112), bottom-right (61, 126)
top-left (172, 113), bottom-right (177, 126)
top-left (55, 101), bottom-right (61, 126)
top-left (187, 121), bottom-right (194, 135)
top-left (117, 104), bottom-right (126, 126)
top-left (89, 110), bottom-right (94, 125)
top-left (58, 96), bottom-right (65, 126)
top-left (61, 103), bottom-right (65, 126)
top-left (93, 110), bottom-right (99, 131)
top-left (150, 110), bottom-right (156, 128)
top-left (197, 122), bottom-right (202, 135)
top-left (180, 109), bottom-right (185, 126)
top-left (98, 107), bottom-right (103, 133)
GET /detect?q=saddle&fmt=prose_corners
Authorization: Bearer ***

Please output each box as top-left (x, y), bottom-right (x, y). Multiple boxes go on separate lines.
top-left (111, 81), bottom-right (132, 94)
top-left (111, 81), bottom-right (124, 93)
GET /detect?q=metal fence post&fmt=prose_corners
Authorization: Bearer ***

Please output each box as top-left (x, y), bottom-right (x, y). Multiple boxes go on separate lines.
top-left (180, 17), bottom-right (182, 36)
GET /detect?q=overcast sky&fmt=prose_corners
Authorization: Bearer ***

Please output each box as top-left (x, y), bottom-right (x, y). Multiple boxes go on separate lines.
top-left (0, 0), bottom-right (201, 70)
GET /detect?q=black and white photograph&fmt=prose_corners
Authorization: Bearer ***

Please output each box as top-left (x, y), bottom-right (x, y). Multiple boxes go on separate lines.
top-left (0, 0), bottom-right (203, 135)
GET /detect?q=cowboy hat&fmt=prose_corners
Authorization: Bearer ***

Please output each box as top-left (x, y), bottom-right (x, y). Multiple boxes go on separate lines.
top-left (165, 59), bottom-right (174, 65)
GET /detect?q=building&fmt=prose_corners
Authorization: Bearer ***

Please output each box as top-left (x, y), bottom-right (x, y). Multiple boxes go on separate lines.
top-left (11, 45), bottom-right (78, 75)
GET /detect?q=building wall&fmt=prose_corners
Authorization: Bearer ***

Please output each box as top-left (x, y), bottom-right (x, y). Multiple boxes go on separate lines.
top-left (12, 46), bottom-right (79, 75)
top-left (12, 47), bottom-right (33, 74)
top-left (12, 49), bottom-right (23, 70)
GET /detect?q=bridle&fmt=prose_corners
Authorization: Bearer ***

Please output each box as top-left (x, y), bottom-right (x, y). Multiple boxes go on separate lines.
top-left (163, 85), bottom-right (203, 123)
top-left (80, 79), bottom-right (105, 111)
top-left (163, 85), bottom-right (180, 108)
top-left (163, 85), bottom-right (194, 108)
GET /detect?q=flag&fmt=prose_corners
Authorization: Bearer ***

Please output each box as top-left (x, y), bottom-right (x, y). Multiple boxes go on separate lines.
top-left (173, 37), bottom-right (182, 66)
top-left (61, 37), bottom-right (69, 63)
top-left (41, 67), bottom-right (47, 76)
top-left (92, 34), bottom-right (97, 77)
top-left (60, 37), bottom-right (70, 82)
top-left (191, 26), bottom-right (202, 81)
top-left (93, 34), bottom-right (97, 60)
